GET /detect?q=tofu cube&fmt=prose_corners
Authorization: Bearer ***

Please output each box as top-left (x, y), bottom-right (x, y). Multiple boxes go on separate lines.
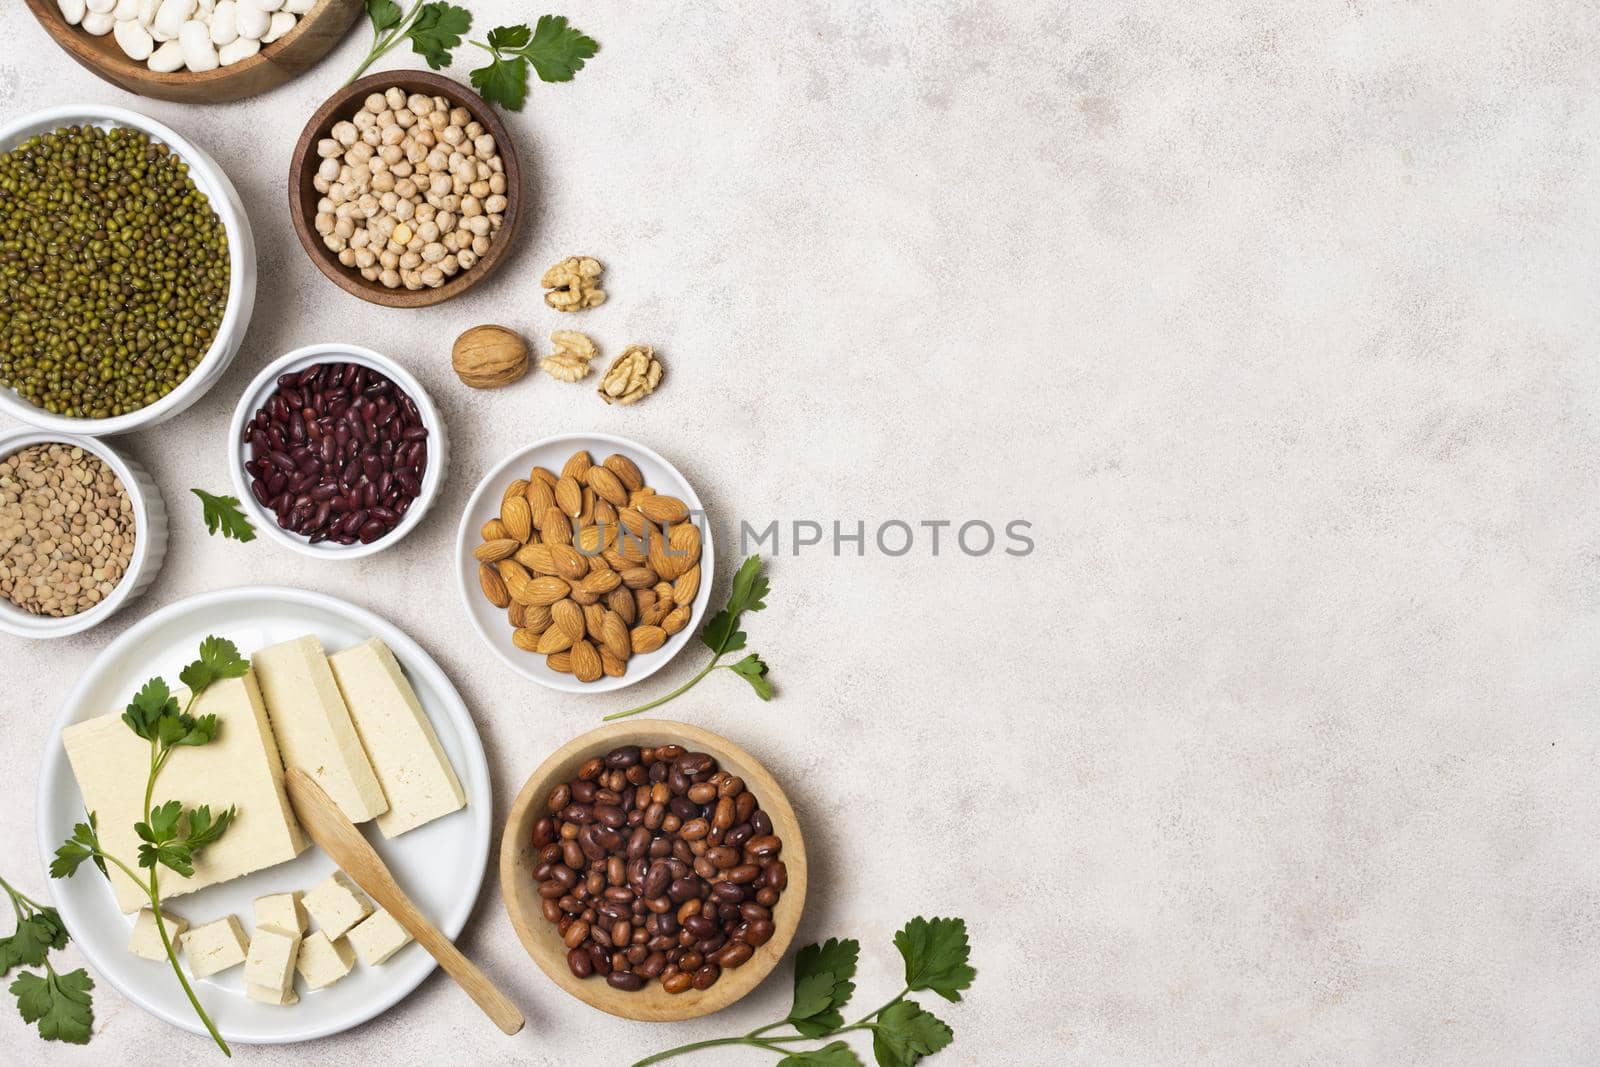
top-left (254, 891), bottom-right (308, 935)
top-left (303, 872), bottom-right (373, 940)
top-left (346, 909), bottom-right (412, 965)
top-left (244, 926), bottom-right (301, 995)
top-left (247, 983), bottom-right (299, 1006)
top-left (295, 930), bottom-right (355, 989)
top-left (185, 915), bottom-right (250, 978)
top-left (128, 907), bottom-right (187, 961)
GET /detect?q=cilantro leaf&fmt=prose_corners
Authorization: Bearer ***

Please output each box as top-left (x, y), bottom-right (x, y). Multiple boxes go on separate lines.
top-left (11, 966), bottom-right (94, 1044)
top-left (409, 2), bottom-right (471, 69)
top-left (871, 1000), bottom-right (953, 1067)
top-left (728, 653), bottom-right (774, 700)
top-left (486, 22), bottom-right (530, 50)
top-left (894, 917), bottom-right (975, 1003)
top-left (471, 55), bottom-right (529, 112)
top-left (790, 937), bottom-right (858, 1035)
top-left (0, 912), bottom-right (67, 973)
top-left (178, 635), bottom-right (249, 697)
top-left (50, 818), bottom-right (105, 881)
top-left (521, 14), bottom-right (598, 83)
top-left (121, 677), bottom-right (176, 742)
top-left (778, 1042), bottom-right (864, 1067)
top-left (190, 489), bottom-right (256, 543)
top-left (182, 805), bottom-right (235, 852)
top-left (364, 0), bottom-right (402, 34)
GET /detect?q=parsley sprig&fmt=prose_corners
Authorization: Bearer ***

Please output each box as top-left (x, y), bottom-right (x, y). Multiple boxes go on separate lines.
top-left (1, 874), bottom-right (93, 1045)
top-left (349, 4), bottom-right (598, 111)
top-left (190, 489), bottom-right (256, 542)
top-left (51, 637), bottom-right (250, 1057)
top-left (632, 916), bottom-right (975, 1066)
top-left (604, 554), bottom-right (775, 720)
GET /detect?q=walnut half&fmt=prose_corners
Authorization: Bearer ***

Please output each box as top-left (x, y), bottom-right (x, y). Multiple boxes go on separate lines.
top-left (539, 330), bottom-right (599, 382)
top-left (597, 345), bottom-right (663, 406)
top-left (542, 256), bottom-right (606, 311)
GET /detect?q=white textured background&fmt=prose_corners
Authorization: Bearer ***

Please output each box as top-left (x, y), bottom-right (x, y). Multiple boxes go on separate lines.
top-left (3, 1), bottom-right (1600, 1063)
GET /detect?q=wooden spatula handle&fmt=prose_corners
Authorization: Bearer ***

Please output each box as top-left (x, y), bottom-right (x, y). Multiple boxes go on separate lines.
top-left (286, 769), bottom-right (524, 1035)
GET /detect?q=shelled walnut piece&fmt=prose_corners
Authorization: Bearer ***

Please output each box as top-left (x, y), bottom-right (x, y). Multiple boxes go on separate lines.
top-left (0, 444), bottom-right (135, 618)
top-left (474, 450), bottom-right (702, 683)
top-left (539, 330), bottom-right (599, 382)
top-left (542, 256), bottom-right (606, 310)
top-left (598, 345), bottom-right (664, 406)
top-left (313, 87), bottom-right (508, 292)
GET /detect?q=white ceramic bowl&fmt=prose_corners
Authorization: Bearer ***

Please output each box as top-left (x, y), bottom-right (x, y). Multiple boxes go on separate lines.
top-left (0, 105), bottom-right (257, 437)
top-left (455, 433), bottom-right (715, 694)
top-left (0, 429), bottom-right (168, 639)
top-left (228, 344), bottom-right (448, 560)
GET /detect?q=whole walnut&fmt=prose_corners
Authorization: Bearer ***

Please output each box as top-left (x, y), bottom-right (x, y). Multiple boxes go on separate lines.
top-left (453, 325), bottom-right (529, 388)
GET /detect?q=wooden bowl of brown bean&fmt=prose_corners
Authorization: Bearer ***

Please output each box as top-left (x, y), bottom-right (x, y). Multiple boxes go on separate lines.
top-left (500, 721), bottom-right (807, 1021)
top-left (288, 70), bottom-right (521, 308)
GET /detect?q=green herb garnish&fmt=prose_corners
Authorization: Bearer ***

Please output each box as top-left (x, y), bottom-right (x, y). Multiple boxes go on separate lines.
top-left (191, 489), bottom-right (255, 543)
top-left (51, 637), bottom-right (250, 1056)
top-left (632, 916), bottom-right (974, 1066)
top-left (604, 554), bottom-right (774, 720)
top-left (348, 3), bottom-right (598, 110)
top-left (1, 874), bottom-right (93, 1046)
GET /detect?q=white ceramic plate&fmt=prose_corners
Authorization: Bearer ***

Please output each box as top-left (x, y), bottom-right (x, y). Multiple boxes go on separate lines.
top-left (454, 433), bottom-right (715, 694)
top-left (35, 587), bottom-right (491, 1045)
top-left (0, 105), bottom-right (256, 437)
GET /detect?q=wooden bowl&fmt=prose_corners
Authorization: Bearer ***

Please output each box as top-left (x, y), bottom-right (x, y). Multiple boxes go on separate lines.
top-left (289, 70), bottom-right (522, 309)
top-left (22, 0), bottom-right (361, 104)
top-left (500, 721), bottom-right (808, 1022)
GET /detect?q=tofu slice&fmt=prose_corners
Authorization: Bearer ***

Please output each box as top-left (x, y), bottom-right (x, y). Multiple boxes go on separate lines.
top-left (62, 673), bottom-right (308, 913)
top-left (129, 907), bottom-right (187, 962)
top-left (186, 915), bottom-right (250, 978)
top-left (254, 891), bottom-right (308, 935)
top-left (247, 982), bottom-right (299, 1006)
top-left (346, 908), bottom-right (412, 965)
top-left (244, 926), bottom-right (301, 995)
top-left (252, 636), bottom-right (388, 824)
top-left (295, 930), bottom-right (355, 989)
top-left (303, 872), bottom-right (373, 940)
top-left (329, 638), bottom-right (466, 837)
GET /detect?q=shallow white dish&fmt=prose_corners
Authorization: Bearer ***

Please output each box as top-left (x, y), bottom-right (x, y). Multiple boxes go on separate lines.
top-left (0, 428), bottom-right (168, 639)
top-left (36, 586), bottom-right (491, 1045)
top-left (0, 105), bottom-right (256, 437)
top-left (455, 433), bottom-right (715, 694)
top-left (228, 344), bottom-right (447, 560)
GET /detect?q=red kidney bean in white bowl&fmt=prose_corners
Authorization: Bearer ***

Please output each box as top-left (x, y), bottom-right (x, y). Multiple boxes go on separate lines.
top-left (228, 344), bottom-right (447, 559)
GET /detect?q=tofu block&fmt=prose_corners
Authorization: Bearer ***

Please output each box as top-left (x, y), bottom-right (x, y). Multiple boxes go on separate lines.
top-left (247, 982), bottom-right (299, 1006)
top-left (186, 915), bottom-right (249, 978)
top-left (129, 907), bottom-right (187, 961)
top-left (62, 673), bottom-right (308, 912)
top-left (295, 930), bottom-right (355, 989)
top-left (254, 891), bottom-right (308, 935)
top-left (346, 908), bottom-right (412, 965)
top-left (252, 636), bottom-right (388, 824)
top-left (244, 926), bottom-right (301, 994)
top-left (303, 872), bottom-right (373, 939)
top-left (329, 638), bottom-right (466, 837)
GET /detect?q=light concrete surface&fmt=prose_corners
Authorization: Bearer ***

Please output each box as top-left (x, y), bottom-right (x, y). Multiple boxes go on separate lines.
top-left (2, 1), bottom-right (1599, 1063)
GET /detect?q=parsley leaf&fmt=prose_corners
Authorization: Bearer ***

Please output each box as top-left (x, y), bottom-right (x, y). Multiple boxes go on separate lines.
top-left (121, 677), bottom-right (177, 742)
top-left (470, 55), bottom-right (529, 112)
top-left (894, 917), bottom-right (975, 1003)
top-left (134, 799), bottom-right (183, 846)
top-left (365, 0), bottom-right (402, 33)
top-left (11, 966), bottom-right (94, 1044)
top-left (50, 817), bottom-right (105, 880)
top-left (778, 1043), bottom-right (863, 1067)
top-left (0, 912), bottom-right (67, 973)
top-left (486, 22), bottom-right (530, 49)
top-left (702, 555), bottom-right (769, 655)
top-left (790, 937), bottom-right (858, 1036)
top-left (178, 635), bottom-right (249, 698)
top-left (522, 14), bottom-right (599, 83)
top-left (136, 842), bottom-right (193, 878)
top-left (190, 489), bottom-right (256, 543)
top-left (183, 805), bottom-right (235, 851)
top-left (728, 653), bottom-right (774, 700)
top-left (871, 1000), bottom-right (953, 1067)
top-left (409, 2), bottom-right (471, 69)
